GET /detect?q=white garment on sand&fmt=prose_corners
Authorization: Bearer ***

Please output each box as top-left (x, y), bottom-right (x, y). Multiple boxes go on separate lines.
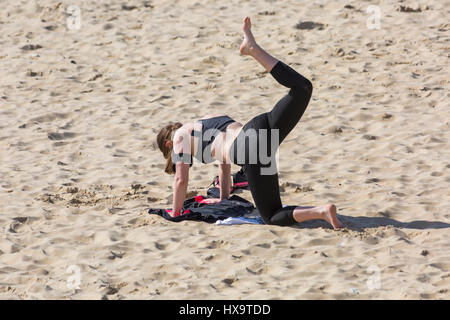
top-left (215, 216), bottom-right (264, 226)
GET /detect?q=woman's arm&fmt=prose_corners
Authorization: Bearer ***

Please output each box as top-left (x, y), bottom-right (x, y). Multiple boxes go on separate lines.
top-left (172, 162), bottom-right (190, 215)
top-left (219, 163), bottom-right (231, 200)
top-left (201, 163), bottom-right (230, 205)
top-left (171, 128), bottom-right (191, 215)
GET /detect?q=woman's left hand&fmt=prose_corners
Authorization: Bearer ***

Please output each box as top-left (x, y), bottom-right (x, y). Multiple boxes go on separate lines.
top-left (201, 198), bottom-right (222, 204)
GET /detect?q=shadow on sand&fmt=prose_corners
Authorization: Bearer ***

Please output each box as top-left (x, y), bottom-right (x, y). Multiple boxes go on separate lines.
top-left (227, 189), bottom-right (450, 232)
top-left (294, 214), bottom-right (450, 232)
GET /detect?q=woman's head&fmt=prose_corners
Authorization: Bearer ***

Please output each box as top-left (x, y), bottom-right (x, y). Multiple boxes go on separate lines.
top-left (156, 122), bottom-right (182, 174)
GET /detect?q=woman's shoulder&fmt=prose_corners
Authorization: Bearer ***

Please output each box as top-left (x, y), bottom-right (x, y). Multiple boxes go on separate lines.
top-left (174, 122), bottom-right (194, 134)
top-left (199, 113), bottom-right (228, 120)
top-left (173, 123), bottom-right (194, 144)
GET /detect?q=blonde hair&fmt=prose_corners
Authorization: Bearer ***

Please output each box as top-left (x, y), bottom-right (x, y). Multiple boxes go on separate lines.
top-left (156, 122), bottom-right (182, 174)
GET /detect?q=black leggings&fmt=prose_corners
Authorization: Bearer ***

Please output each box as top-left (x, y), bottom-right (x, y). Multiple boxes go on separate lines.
top-left (230, 61), bottom-right (313, 226)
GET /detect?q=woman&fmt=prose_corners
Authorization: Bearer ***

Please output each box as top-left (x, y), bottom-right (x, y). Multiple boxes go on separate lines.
top-left (157, 17), bottom-right (343, 229)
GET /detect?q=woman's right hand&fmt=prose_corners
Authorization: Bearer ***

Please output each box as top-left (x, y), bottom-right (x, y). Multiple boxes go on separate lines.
top-left (166, 209), bottom-right (189, 217)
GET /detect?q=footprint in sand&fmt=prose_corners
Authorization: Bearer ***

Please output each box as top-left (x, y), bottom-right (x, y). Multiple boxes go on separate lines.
top-left (9, 217), bottom-right (29, 233)
top-left (48, 132), bottom-right (77, 141)
top-left (295, 21), bottom-right (326, 30)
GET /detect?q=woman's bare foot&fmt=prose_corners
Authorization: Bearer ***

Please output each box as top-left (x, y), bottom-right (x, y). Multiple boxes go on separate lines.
top-left (240, 16), bottom-right (258, 55)
top-left (292, 204), bottom-right (345, 230)
top-left (238, 16), bottom-right (279, 72)
top-left (320, 204), bottom-right (344, 230)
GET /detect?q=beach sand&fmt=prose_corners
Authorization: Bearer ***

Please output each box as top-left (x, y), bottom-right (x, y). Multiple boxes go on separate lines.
top-left (0, 0), bottom-right (449, 299)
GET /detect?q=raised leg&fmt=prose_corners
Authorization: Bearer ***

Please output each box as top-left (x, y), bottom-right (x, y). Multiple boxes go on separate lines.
top-left (238, 17), bottom-right (342, 230)
top-left (240, 16), bottom-right (313, 144)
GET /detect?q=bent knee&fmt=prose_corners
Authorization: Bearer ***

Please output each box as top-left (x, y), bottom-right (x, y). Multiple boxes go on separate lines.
top-left (262, 207), bottom-right (296, 226)
top-left (266, 218), bottom-right (294, 227)
top-left (300, 78), bottom-right (313, 97)
top-left (304, 78), bottom-right (313, 95)
top-left (290, 79), bottom-right (313, 101)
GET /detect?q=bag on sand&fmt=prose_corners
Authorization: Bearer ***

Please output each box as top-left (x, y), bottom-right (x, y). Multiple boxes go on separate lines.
top-left (210, 168), bottom-right (248, 190)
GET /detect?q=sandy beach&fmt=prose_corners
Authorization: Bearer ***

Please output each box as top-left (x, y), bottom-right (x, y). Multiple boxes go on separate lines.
top-left (0, 0), bottom-right (449, 299)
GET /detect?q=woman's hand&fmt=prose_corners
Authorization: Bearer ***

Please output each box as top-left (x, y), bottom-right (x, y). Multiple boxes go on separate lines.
top-left (201, 198), bottom-right (221, 205)
top-left (166, 209), bottom-right (189, 217)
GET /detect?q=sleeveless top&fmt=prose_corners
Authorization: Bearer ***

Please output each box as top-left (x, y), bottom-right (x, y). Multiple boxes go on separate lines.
top-left (191, 115), bottom-right (235, 164)
top-left (171, 115), bottom-right (235, 171)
